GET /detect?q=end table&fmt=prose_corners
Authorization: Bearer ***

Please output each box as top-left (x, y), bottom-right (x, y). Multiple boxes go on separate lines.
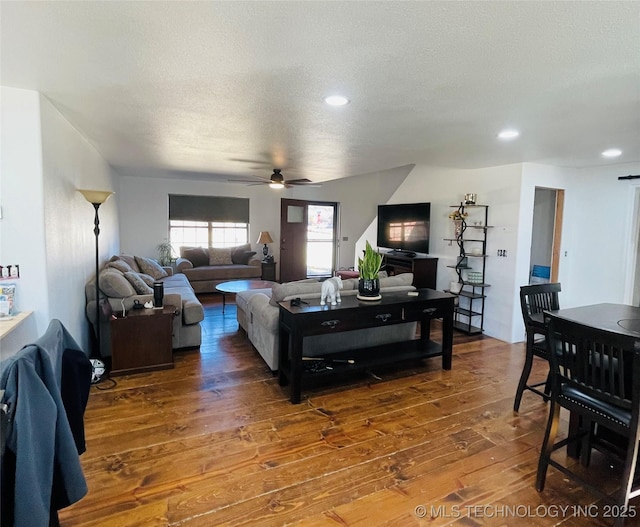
top-left (110, 306), bottom-right (175, 375)
top-left (261, 261), bottom-right (277, 281)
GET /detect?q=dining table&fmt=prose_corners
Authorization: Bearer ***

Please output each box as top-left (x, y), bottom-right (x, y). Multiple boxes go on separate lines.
top-left (540, 302), bottom-right (640, 458)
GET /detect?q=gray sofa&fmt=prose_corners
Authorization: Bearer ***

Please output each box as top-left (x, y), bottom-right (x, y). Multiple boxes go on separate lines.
top-left (176, 245), bottom-right (262, 294)
top-left (236, 273), bottom-right (418, 370)
top-left (85, 254), bottom-right (204, 353)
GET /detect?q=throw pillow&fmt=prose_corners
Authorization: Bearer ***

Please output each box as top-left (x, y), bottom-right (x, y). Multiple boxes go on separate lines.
top-left (123, 272), bottom-right (154, 294)
top-left (180, 246), bottom-right (209, 267)
top-left (231, 250), bottom-right (257, 265)
top-left (99, 269), bottom-right (136, 298)
top-left (134, 256), bottom-right (169, 279)
top-left (106, 259), bottom-right (133, 274)
top-left (113, 254), bottom-right (141, 273)
top-left (137, 273), bottom-right (156, 287)
top-left (208, 247), bottom-right (233, 266)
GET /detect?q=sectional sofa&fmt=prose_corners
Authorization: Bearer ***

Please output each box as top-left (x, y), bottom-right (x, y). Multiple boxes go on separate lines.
top-left (85, 254), bottom-right (204, 353)
top-left (235, 273), bottom-right (418, 370)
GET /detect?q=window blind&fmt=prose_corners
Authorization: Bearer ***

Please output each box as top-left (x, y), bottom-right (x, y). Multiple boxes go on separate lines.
top-left (168, 195), bottom-right (249, 223)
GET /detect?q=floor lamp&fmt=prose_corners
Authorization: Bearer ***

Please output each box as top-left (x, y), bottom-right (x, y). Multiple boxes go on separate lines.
top-left (78, 189), bottom-right (114, 359)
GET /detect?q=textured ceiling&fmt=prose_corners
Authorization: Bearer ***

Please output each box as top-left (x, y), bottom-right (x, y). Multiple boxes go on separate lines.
top-left (2, 1), bottom-right (639, 183)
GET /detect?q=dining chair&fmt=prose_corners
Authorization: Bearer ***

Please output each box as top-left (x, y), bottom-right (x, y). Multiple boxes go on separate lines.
top-left (536, 313), bottom-right (640, 527)
top-left (514, 282), bottom-right (561, 411)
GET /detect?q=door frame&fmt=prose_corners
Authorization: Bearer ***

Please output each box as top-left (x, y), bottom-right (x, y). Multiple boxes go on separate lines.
top-left (279, 198), bottom-right (339, 282)
top-left (550, 189), bottom-right (564, 282)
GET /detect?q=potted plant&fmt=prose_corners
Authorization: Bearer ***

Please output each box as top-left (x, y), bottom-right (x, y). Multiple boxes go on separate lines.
top-left (357, 241), bottom-right (383, 300)
top-left (157, 240), bottom-right (175, 267)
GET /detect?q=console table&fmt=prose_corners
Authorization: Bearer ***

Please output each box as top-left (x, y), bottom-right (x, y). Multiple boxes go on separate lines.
top-left (277, 289), bottom-right (455, 403)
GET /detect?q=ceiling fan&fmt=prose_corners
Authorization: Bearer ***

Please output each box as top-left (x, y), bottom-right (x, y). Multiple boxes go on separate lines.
top-left (228, 169), bottom-right (321, 189)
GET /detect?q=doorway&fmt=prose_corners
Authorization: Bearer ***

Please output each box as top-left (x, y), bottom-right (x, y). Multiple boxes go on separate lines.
top-left (279, 199), bottom-right (338, 283)
top-left (529, 188), bottom-right (564, 284)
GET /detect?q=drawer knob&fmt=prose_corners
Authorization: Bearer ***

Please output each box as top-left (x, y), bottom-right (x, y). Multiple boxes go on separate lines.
top-left (321, 320), bottom-right (340, 329)
top-left (376, 313), bottom-right (392, 322)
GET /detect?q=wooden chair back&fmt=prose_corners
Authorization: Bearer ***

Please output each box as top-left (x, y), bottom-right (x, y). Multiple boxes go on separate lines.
top-left (520, 283), bottom-right (561, 326)
top-left (544, 313), bottom-right (640, 432)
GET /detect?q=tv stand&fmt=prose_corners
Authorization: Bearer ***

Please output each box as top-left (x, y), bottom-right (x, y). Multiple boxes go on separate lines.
top-left (390, 249), bottom-right (416, 258)
top-left (382, 251), bottom-right (438, 289)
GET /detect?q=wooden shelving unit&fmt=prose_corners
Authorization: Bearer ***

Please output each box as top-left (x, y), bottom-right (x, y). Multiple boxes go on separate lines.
top-left (445, 204), bottom-right (491, 334)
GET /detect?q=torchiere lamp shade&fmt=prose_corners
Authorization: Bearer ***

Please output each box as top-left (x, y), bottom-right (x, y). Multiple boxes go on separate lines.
top-left (78, 189), bottom-right (114, 204)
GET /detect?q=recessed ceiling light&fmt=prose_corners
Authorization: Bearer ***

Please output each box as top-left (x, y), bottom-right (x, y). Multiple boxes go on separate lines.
top-left (602, 148), bottom-right (622, 158)
top-left (324, 95), bottom-right (350, 106)
top-left (498, 129), bottom-right (520, 140)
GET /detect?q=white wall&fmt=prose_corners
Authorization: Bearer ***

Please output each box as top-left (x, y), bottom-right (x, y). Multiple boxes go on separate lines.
top-left (558, 162), bottom-right (640, 308)
top-left (0, 86), bottom-right (118, 352)
top-left (40, 94), bottom-right (118, 349)
top-left (1, 87), bottom-right (49, 337)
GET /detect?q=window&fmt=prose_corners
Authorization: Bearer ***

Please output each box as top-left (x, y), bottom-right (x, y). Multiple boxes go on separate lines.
top-left (168, 195), bottom-right (250, 255)
top-left (306, 204), bottom-right (335, 277)
top-left (169, 221), bottom-right (249, 252)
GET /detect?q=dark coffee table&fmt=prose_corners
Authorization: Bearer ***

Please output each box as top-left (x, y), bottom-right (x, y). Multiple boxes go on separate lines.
top-left (215, 280), bottom-right (275, 313)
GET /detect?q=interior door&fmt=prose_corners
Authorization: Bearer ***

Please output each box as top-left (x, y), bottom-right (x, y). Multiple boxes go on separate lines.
top-left (529, 187), bottom-right (564, 283)
top-left (280, 199), bottom-right (309, 282)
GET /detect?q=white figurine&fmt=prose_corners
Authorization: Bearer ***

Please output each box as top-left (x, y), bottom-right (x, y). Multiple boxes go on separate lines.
top-left (320, 276), bottom-right (343, 306)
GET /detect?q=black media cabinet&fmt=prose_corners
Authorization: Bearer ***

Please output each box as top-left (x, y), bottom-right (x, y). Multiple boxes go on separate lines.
top-left (381, 252), bottom-right (438, 289)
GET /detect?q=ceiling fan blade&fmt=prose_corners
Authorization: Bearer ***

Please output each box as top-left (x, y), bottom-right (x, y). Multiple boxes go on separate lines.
top-left (229, 158), bottom-right (272, 165)
top-left (287, 179), bottom-right (322, 187)
top-left (227, 177), bottom-right (270, 185)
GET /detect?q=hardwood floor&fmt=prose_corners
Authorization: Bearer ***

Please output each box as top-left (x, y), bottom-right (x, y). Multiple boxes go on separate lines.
top-left (59, 294), bottom-right (629, 527)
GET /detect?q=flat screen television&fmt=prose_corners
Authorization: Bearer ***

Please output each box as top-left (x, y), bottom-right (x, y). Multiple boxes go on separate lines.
top-left (377, 202), bottom-right (431, 256)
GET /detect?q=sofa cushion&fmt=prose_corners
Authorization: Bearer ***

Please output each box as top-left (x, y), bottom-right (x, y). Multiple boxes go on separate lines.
top-left (169, 286), bottom-right (205, 325)
top-left (124, 272), bottom-right (154, 294)
top-left (270, 279), bottom-right (321, 306)
top-left (135, 256), bottom-right (169, 279)
top-left (379, 273), bottom-right (413, 287)
top-left (180, 246), bottom-right (209, 268)
top-left (208, 247), bottom-right (233, 265)
top-left (182, 265), bottom-right (261, 282)
top-left (99, 269), bottom-right (136, 298)
top-left (107, 259), bottom-right (134, 274)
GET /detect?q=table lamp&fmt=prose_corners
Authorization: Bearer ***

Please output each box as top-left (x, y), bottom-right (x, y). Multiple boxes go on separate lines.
top-left (257, 231), bottom-right (273, 261)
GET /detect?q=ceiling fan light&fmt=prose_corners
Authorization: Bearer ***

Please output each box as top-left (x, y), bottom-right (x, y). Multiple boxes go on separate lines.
top-left (269, 182), bottom-right (284, 189)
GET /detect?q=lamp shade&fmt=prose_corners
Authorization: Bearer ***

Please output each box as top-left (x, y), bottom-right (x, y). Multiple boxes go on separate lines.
top-left (257, 231), bottom-right (274, 244)
top-left (78, 189), bottom-right (114, 204)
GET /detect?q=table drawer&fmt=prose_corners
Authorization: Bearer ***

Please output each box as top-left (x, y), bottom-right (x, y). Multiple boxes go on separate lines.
top-left (404, 301), bottom-right (451, 321)
top-left (296, 304), bottom-right (404, 336)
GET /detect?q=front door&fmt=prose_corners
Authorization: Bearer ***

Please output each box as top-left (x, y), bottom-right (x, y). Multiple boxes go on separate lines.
top-left (280, 199), bottom-right (309, 283)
